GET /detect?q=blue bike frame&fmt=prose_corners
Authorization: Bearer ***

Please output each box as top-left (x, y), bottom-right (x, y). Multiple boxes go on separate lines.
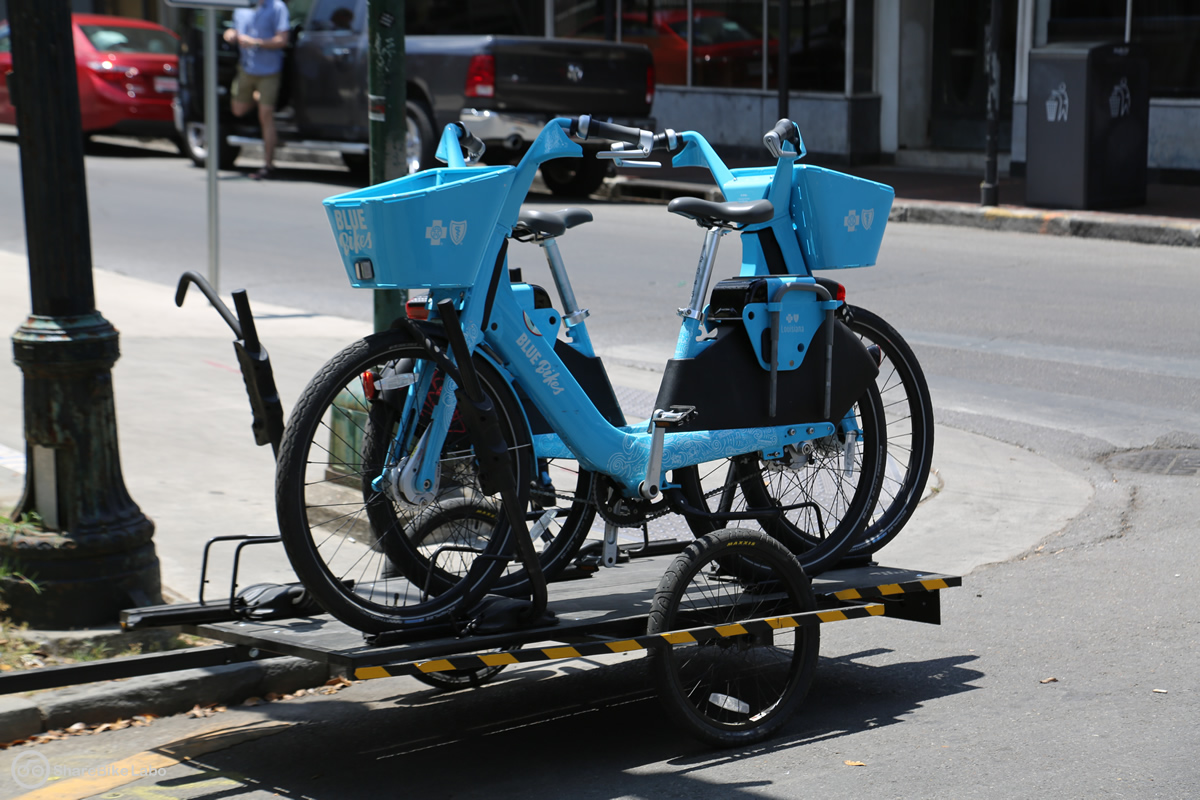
top-left (330, 118), bottom-right (877, 503)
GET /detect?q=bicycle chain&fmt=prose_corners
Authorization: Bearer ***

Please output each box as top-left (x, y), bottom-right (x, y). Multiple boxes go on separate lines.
top-left (534, 475), bottom-right (682, 528)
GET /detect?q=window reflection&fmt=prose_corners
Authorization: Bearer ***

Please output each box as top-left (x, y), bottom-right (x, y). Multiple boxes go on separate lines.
top-left (559, 0), bottom-right (870, 94)
top-left (1047, 0), bottom-right (1200, 98)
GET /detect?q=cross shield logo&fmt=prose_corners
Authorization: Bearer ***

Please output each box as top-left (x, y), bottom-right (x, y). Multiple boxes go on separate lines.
top-left (449, 220), bottom-right (467, 245)
top-left (861, 208), bottom-right (874, 230)
top-left (426, 220), bottom-right (447, 246)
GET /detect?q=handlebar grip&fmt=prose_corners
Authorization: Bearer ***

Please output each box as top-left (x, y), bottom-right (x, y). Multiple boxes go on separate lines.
top-left (764, 118), bottom-right (802, 157)
top-left (453, 122), bottom-right (486, 161)
top-left (570, 115), bottom-right (645, 145)
top-left (651, 129), bottom-right (679, 153)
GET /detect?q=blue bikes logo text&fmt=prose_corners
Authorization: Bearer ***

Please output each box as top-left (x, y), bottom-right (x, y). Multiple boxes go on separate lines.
top-left (332, 207), bottom-right (373, 256)
top-left (516, 332), bottom-right (565, 395)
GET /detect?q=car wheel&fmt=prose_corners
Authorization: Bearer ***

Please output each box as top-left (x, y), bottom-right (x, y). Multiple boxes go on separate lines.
top-left (405, 100), bottom-right (434, 174)
top-left (341, 152), bottom-right (369, 176)
top-left (180, 120), bottom-right (240, 170)
top-left (540, 155), bottom-right (610, 197)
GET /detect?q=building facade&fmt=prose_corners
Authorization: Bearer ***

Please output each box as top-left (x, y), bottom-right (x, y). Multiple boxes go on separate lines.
top-left (4, 0), bottom-right (1195, 176)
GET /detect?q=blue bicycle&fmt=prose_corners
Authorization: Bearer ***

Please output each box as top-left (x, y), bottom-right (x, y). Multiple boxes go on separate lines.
top-left (275, 116), bottom-right (894, 634)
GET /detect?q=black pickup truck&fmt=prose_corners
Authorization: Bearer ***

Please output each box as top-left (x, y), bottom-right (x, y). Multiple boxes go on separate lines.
top-left (175, 1), bottom-right (654, 196)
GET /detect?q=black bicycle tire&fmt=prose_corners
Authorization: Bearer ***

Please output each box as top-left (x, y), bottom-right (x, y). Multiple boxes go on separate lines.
top-left (647, 528), bottom-right (819, 747)
top-left (842, 305), bottom-right (935, 556)
top-left (275, 330), bottom-right (523, 633)
top-left (673, 381), bottom-right (887, 575)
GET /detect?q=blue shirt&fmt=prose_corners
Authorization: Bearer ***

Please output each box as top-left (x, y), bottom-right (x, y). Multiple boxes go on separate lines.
top-left (233, 0), bottom-right (290, 76)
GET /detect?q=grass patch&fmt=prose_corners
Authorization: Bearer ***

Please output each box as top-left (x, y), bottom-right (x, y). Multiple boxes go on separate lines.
top-left (0, 620), bottom-right (217, 672)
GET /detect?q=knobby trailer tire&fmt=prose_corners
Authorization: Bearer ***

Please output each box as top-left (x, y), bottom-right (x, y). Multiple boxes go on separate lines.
top-left (648, 529), bottom-right (819, 747)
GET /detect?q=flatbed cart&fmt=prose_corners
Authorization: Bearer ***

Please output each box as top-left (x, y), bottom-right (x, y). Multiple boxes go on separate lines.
top-left (4, 545), bottom-right (959, 748)
top-left (0, 276), bottom-right (960, 747)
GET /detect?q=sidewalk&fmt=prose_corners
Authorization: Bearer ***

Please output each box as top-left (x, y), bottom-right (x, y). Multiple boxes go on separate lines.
top-left (606, 159), bottom-right (1200, 248)
top-left (0, 240), bottom-right (1094, 737)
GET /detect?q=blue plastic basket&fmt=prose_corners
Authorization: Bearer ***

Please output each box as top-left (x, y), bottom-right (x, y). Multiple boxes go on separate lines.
top-left (323, 165), bottom-right (514, 289)
top-left (790, 165), bottom-right (894, 270)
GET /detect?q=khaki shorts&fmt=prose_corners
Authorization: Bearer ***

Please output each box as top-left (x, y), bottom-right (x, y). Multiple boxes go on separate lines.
top-left (232, 68), bottom-right (282, 108)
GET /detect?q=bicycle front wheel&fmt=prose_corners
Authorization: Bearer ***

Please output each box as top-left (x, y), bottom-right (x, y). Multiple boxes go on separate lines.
top-left (275, 329), bottom-right (531, 633)
top-left (674, 381), bottom-right (887, 575)
top-left (842, 305), bottom-right (935, 557)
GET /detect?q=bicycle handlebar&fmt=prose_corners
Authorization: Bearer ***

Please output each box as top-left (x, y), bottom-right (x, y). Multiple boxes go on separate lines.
top-left (763, 118), bottom-right (804, 159)
top-left (569, 115), bottom-right (681, 164)
top-left (570, 115), bottom-right (645, 145)
top-left (452, 121), bottom-right (486, 162)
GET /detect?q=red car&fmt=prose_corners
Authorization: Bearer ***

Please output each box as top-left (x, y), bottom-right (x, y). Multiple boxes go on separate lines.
top-left (0, 14), bottom-right (180, 140)
top-left (569, 10), bottom-right (774, 88)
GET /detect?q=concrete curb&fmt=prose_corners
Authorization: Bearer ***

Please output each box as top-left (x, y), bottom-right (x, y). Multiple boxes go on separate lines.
top-left (0, 656), bottom-right (334, 743)
top-left (890, 200), bottom-right (1200, 248)
top-left (602, 176), bottom-right (1199, 248)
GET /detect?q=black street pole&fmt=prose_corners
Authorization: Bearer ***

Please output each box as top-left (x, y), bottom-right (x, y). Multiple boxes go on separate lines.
top-left (0, 0), bottom-right (161, 628)
top-left (368, 0), bottom-right (408, 332)
top-left (981, 0), bottom-right (1002, 206)
top-left (778, 0), bottom-right (791, 122)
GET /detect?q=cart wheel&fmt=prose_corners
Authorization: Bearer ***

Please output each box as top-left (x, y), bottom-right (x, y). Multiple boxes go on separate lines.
top-left (411, 645), bottom-right (519, 691)
top-left (647, 528), bottom-right (819, 748)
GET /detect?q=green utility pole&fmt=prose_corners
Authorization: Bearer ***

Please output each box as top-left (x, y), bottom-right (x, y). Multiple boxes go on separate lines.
top-left (981, 0), bottom-right (1003, 206)
top-left (368, 0), bottom-right (408, 331)
top-left (1, 0), bottom-right (161, 628)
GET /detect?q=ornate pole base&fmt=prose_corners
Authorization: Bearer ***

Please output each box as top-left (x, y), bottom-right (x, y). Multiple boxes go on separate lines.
top-left (0, 313), bottom-right (161, 629)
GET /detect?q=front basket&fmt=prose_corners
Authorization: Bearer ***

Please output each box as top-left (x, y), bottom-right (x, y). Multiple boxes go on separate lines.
top-left (323, 165), bottom-right (514, 290)
top-left (790, 165), bottom-right (894, 270)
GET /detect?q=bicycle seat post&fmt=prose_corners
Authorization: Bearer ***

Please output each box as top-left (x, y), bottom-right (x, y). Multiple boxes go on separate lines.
top-left (678, 226), bottom-right (731, 323)
top-left (540, 237), bottom-right (590, 328)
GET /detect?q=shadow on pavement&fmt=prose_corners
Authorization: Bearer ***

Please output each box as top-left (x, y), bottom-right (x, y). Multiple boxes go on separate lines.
top-left (112, 650), bottom-right (983, 799)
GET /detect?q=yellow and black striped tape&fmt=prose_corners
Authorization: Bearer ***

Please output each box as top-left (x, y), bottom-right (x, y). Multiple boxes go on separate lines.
top-left (354, 602), bottom-right (885, 681)
top-left (830, 576), bottom-right (958, 602)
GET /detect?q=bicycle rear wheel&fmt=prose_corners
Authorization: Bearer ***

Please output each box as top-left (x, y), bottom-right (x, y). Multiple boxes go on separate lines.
top-left (842, 305), bottom-right (934, 557)
top-left (275, 329), bottom-right (530, 633)
top-left (673, 382), bottom-right (887, 575)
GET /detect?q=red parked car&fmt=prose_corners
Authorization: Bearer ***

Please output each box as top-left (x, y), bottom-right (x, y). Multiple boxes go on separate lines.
top-left (569, 10), bottom-right (774, 88)
top-left (0, 14), bottom-right (180, 142)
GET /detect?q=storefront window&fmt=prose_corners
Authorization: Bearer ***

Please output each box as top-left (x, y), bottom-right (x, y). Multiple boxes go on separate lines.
top-left (560, 0), bottom-right (870, 94)
top-left (1047, 0), bottom-right (1200, 98)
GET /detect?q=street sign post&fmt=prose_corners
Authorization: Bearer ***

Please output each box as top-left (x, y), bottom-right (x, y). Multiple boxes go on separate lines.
top-left (164, 0), bottom-right (255, 294)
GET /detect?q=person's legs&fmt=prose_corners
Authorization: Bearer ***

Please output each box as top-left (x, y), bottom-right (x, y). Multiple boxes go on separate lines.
top-left (257, 102), bottom-right (277, 170)
top-left (251, 73), bottom-right (282, 176)
top-left (230, 68), bottom-right (256, 118)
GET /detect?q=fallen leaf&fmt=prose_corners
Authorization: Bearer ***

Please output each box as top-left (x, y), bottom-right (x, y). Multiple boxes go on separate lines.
top-left (0, 664), bottom-right (12, 671)
top-left (66, 722), bottom-right (88, 733)
top-left (1040, 677), bottom-right (1058, 684)
top-left (242, 697), bottom-right (263, 706)
top-left (844, 760), bottom-right (867, 767)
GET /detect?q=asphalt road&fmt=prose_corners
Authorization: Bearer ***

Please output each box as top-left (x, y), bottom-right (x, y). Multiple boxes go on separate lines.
top-left (0, 135), bottom-right (1197, 798)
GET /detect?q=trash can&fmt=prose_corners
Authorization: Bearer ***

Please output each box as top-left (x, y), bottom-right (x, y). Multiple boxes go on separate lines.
top-left (1026, 42), bottom-right (1149, 209)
